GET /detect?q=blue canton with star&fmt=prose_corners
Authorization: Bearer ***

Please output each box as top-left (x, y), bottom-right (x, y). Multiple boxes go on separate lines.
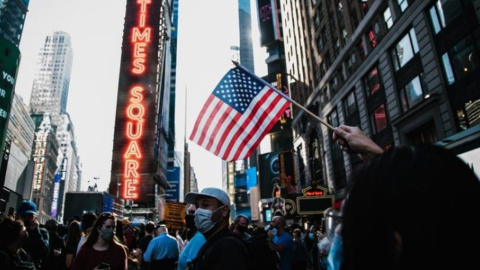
top-left (212, 67), bottom-right (265, 113)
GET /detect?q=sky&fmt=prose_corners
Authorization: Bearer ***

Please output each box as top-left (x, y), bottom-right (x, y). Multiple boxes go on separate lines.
top-left (15, 0), bottom-right (267, 192)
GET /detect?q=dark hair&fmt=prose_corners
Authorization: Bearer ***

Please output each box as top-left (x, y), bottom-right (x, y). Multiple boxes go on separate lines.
top-left (80, 212), bottom-right (97, 233)
top-left (234, 214), bottom-right (249, 224)
top-left (65, 220), bottom-right (82, 252)
top-left (0, 218), bottom-right (24, 247)
top-left (342, 144), bottom-right (480, 270)
top-left (84, 212), bottom-right (117, 246)
top-left (45, 219), bottom-right (58, 232)
top-left (145, 221), bottom-right (156, 234)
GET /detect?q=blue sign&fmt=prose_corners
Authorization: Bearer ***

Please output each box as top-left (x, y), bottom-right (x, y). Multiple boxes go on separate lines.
top-left (166, 167), bottom-right (180, 202)
top-left (247, 167), bottom-right (257, 191)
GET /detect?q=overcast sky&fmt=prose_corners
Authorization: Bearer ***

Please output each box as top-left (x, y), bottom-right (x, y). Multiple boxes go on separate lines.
top-left (15, 0), bottom-right (267, 192)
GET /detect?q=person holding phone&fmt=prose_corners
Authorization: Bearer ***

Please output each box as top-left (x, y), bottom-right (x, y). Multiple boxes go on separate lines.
top-left (17, 200), bottom-right (49, 270)
top-left (71, 212), bottom-right (128, 270)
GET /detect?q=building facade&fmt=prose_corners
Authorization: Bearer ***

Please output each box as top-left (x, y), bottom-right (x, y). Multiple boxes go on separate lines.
top-left (281, 0), bottom-right (480, 211)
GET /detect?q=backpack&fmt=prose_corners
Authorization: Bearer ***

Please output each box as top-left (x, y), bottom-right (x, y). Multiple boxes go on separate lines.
top-left (244, 234), bottom-right (281, 270)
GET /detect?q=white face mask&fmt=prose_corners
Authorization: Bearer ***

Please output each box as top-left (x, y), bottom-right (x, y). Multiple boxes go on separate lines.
top-left (194, 206), bottom-right (223, 234)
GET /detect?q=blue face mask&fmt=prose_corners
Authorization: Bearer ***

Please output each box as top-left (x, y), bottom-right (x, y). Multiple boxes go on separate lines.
top-left (308, 232), bottom-right (315, 240)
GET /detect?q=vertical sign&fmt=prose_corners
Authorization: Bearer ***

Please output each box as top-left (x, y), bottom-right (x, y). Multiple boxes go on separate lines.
top-left (0, 38), bottom-right (20, 174)
top-left (110, 0), bottom-right (161, 204)
top-left (50, 173), bottom-right (61, 218)
top-left (165, 167), bottom-right (180, 202)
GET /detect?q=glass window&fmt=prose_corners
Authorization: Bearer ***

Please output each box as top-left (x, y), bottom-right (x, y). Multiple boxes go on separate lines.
top-left (391, 28), bottom-right (419, 71)
top-left (370, 104), bottom-right (388, 134)
top-left (456, 98), bottom-right (480, 130)
top-left (364, 66), bottom-right (382, 96)
top-left (343, 91), bottom-right (357, 116)
top-left (442, 53), bottom-right (455, 85)
top-left (398, 0), bottom-right (408, 12)
top-left (429, 0), bottom-right (464, 34)
top-left (399, 75), bottom-right (426, 112)
top-left (441, 34), bottom-right (480, 85)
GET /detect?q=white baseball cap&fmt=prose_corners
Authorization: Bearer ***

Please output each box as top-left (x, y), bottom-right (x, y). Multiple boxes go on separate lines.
top-left (185, 187), bottom-right (230, 207)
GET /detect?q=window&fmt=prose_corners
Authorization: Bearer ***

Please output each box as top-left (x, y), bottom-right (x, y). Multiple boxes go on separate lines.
top-left (429, 0), bottom-right (464, 34)
top-left (399, 74), bottom-right (427, 112)
top-left (370, 104), bottom-right (388, 134)
top-left (457, 97), bottom-right (480, 130)
top-left (441, 31), bottom-right (480, 85)
top-left (363, 66), bottom-right (382, 96)
top-left (343, 91), bottom-right (357, 117)
top-left (391, 28), bottom-right (419, 71)
top-left (327, 109), bottom-right (347, 190)
top-left (397, 0), bottom-right (408, 12)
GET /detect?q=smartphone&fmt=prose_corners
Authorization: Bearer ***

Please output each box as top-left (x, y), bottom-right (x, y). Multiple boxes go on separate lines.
top-left (97, 262), bottom-right (110, 269)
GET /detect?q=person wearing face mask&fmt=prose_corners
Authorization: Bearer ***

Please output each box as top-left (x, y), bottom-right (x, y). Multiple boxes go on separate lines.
top-left (268, 215), bottom-right (294, 270)
top-left (177, 204), bottom-right (206, 270)
top-left (232, 214), bottom-right (251, 241)
top-left (71, 212), bottom-right (128, 270)
top-left (184, 187), bottom-right (250, 270)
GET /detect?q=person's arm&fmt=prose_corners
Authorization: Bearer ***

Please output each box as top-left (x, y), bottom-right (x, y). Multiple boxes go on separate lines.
top-left (142, 240), bottom-right (154, 262)
top-left (65, 253), bottom-right (74, 269)
top-left (332, 125), bottom-right (384, 160)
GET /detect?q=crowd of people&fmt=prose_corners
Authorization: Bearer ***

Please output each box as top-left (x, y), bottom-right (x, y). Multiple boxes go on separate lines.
top-left (1, 124), bottom-right (479, 270)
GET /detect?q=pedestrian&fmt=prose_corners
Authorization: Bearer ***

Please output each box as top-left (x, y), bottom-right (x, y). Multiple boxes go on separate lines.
top-left (177, 204), bottom-right (206, 270)
top-left (76, 212), bottom-right (97, 255)
top-left (132, 221), bottom-right (155, 270)
top-left (16, 200), bottom-right (49, 269)
top-left (184, 187), bottom-right (250, 270)
top-left (71, 212), bottom-right (128, 270)
top-left (0, 217), bottom-right (36, 269)
top-left (142, 224), bottom-right (179, 270)
top-left (291, 228), bottom-right (308, 270)
top-left (333, 125), bottom-right (480, 270)
top-left (231, 214), bottom-right (251, 241)
top-left (42, 219), bottom-right (66, 270)
top-left (64, 220), bottom-right (81, 270)
top-left (268, 215), bottom-right (294, 270)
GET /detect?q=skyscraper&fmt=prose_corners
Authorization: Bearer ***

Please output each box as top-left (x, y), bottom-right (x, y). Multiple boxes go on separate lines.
top-left (27, 31), bottom-right (79, 222)
top-left (29, 31), bottom-right (73, 122)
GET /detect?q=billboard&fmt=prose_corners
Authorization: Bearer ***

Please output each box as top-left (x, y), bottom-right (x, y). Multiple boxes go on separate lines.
top-left (0, 37), bottom-right (20, 174)
top-left (109, 0), bottom-right (161, 204)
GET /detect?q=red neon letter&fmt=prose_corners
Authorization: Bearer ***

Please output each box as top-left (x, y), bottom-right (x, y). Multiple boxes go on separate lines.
top-left (124, 141), bottom-right (142, 158)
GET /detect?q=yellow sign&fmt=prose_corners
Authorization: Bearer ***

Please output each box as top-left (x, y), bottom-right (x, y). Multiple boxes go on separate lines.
top-left (164, 202), bottom-right (187, 224)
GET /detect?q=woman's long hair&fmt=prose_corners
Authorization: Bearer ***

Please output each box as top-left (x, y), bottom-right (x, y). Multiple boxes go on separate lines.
top-left (65, 220), bottom-right (82, 252)
top-left (84, 212), bottom-right (118, 246)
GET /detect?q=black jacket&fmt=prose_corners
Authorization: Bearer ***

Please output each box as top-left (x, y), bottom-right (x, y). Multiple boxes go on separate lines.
top-left (191, 228), bottom-right (249, 270)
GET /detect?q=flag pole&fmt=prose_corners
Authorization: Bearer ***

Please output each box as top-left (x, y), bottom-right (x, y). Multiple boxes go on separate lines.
top-left (232, 60), bottom-right (335, 131)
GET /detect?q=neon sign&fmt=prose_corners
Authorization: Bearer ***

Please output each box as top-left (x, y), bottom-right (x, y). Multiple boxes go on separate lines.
top-left (121, 0), bottom-right (152, 200)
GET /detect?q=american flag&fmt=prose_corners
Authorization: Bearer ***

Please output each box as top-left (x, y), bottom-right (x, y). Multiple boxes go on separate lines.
top-left (189, 66), bottom-right (291, 161)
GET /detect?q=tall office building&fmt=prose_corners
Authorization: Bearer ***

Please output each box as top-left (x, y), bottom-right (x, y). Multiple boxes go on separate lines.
top-left (0, 0), bottom-right (29, 47)
top-left (238, 0), bottom-right (255, 71)
top-left (29, 31), bottom-right (73, 123)
top-left (27, 31), bottom-right (79, 222)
